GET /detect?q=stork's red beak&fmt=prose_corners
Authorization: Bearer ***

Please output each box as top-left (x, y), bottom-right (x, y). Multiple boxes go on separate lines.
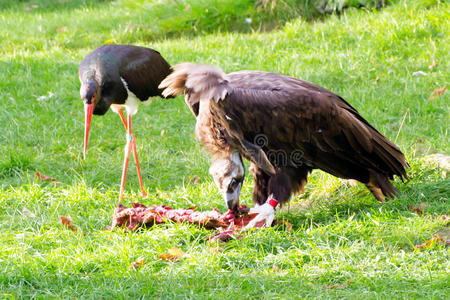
top-left (83, 101), bottom-right (94, 159)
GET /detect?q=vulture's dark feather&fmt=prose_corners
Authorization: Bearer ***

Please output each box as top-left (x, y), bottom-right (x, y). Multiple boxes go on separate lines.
top-left (160, 64), bottom-right (408, 203)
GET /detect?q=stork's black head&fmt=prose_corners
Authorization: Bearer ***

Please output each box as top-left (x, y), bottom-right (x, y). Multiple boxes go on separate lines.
top-left (80, 80), bottom-right (111, 116)
top-left (81, 80), bottom-right (97, 104)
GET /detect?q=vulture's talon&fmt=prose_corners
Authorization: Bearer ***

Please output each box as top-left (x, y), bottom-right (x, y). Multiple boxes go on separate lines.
top-left (244, 202), bottom-right (276, 229)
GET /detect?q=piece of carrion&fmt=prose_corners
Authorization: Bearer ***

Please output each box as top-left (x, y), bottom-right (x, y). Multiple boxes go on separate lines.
top-left (110, 203), bottom-right (267, 241)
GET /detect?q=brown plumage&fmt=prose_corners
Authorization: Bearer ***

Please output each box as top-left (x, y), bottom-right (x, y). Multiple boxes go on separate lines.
top-left (160, 63), bottom-right (408, 206)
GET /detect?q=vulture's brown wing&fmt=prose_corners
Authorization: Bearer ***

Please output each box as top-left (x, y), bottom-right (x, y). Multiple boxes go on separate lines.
top-left (211, 72), bottom-right (407, 182)
top-left (185, 92), bottom-right (200, 117)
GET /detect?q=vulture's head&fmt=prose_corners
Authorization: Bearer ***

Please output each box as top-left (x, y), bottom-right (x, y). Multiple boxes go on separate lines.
top-left (209, 151), bottom-right (245, 211)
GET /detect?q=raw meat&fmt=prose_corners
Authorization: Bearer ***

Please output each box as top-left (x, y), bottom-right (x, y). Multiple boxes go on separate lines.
top-left (110, 203), bottom-right (266, 242)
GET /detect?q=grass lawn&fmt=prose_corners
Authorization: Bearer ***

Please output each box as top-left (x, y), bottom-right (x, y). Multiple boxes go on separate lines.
top-left (0, 0), bottom-right (449, 298)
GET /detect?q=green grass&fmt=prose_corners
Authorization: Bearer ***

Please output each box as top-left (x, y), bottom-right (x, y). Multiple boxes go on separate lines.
top-left (1, 0), bottom-right (449, 298)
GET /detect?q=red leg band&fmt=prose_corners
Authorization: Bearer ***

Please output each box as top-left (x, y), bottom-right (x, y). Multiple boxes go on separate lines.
top-left (267, 195), bottom-right (278, 208)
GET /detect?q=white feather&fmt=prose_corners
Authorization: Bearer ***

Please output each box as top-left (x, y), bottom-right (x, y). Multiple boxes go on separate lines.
top-left (110, 77), bottom-right (154, 115)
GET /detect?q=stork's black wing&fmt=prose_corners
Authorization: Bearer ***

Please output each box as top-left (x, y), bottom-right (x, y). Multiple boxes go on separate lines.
top-left (118, 46), bottom-right (172, 100)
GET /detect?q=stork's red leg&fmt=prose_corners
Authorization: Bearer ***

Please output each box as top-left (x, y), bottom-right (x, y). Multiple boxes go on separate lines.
top-left (127, 114), bottom-right (147, 198)
top-left (119, 131), bottom-right (132, 203)
top-left (117, 109), bottom-right (147, 201)
top-left (117, 108), bottom-right (128, 130)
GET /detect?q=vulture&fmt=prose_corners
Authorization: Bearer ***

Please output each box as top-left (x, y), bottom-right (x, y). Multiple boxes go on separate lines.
top-left (159, 63), bottom-right (408, 227)
top-left (79, 44), bottom-right (172, 201)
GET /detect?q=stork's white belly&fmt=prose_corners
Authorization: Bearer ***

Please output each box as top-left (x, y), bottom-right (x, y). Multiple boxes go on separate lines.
top-left (110, 77), bottom-right (155, 115)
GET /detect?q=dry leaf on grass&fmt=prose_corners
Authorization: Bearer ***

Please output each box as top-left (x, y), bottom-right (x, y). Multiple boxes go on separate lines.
top-left (274, 219), bottom-right (293, 232)
top-left (36, 172), bottom-right (61, 184)
top-left (208, 246), bottom-right (223, 253)
top-left (327, 282), bottom-right (344, 289)
top-left (410, 205), bottom-right (423, 215)
top-left (158, 248), bottom-right (185, 262)
top-left (428, 60), bottom-right (437, 70)
top-left (409, 203), bottom-right (428, 215)
top-left (190, 176), bottom-right (201, 185)
top-left (414, 234), bottom-right (450, 250)
top-left (207, 229), bottom-right (239, 243)
top-left (327, 279), bottom-right (352, 289)
top-left (415, 137), bottom-right (426, 143)
top-left (130, 257), bottom-right (145, 270)
top-left (60, 216), bottom-right (77, 232)
top-left (429, 86), bottom-right (447, 100)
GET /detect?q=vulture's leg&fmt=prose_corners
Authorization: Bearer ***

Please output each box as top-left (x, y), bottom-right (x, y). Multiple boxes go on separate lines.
top-left (267, 172), bottom-right (295, 204)
top-left (249, 163), bottom-right (270, 206)
top-left (268, 167), bottom-right (310, 203)
top-left (117, 109), bottom-right (147, 202)
top-left (245, 167), bottom-right (309, 229)
top-left (365, 173), bottom-right (386, 202)
top-left (245, 170), bottom-right (291, 228)
top-left (365, 169), bottom-right (400, 202)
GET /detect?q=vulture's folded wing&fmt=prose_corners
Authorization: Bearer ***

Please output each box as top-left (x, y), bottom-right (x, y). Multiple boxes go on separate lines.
top-left (211, 73), bottom-right (407, 181)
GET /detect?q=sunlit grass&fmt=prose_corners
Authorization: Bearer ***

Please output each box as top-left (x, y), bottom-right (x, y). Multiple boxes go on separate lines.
top-left (0, 0), bottom-right (449, 298)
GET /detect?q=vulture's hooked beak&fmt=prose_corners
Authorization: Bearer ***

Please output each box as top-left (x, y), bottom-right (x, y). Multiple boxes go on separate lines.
top-left (225, 182), bottom-right (242, 211)
top-left (83, 96), bottom-right (95, 159)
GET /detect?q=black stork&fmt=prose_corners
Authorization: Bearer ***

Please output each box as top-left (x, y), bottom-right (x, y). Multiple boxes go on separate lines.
top-left (79, 44), bottom-right (172, 202)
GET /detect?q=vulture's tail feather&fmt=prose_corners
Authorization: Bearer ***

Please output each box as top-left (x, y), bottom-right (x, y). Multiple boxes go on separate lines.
top-left (159, 63), bottom-right (192, 97)
top-left (363, 129), bottom-right (408, 201)
top-left (159, 63), bottom-right (229, 102)
top-left (371, 133), bottom-right (409, 181)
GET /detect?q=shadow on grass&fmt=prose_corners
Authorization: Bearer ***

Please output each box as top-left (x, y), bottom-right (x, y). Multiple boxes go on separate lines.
top-left (277, 175), bottom-right (448, 229)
